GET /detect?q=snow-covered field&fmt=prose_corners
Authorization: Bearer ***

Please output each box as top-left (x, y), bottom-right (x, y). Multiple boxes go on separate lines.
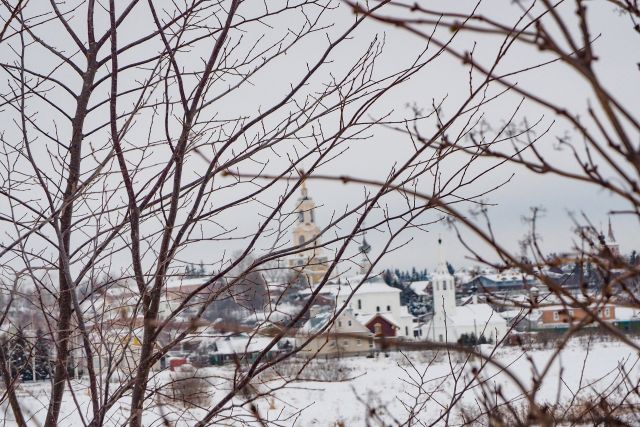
top-left (260, 339), bottom-right (640, 425)
top-left (3, 338), bottom-right (639, 426)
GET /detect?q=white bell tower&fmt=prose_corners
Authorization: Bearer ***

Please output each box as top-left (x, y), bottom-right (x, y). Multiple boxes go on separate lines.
top-left (432, 238), bottom-right (456, 317)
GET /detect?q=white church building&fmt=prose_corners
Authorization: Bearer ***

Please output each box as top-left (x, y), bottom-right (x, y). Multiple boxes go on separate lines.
top-left (423, 239), bottom-right (508, 343)
top-left (336, 274), bottom-right (418, 339)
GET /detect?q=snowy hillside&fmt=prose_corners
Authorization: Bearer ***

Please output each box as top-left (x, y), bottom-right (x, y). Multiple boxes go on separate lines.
top-left (4, 338), bottom-right (639, 426)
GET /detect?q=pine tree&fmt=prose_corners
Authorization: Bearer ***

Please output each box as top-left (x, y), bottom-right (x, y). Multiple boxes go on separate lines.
top-left (34, 329), bottom-right (52, 380)
top-left (9, 328), bottom-right (32, 381)
top-left (446, 262), bottom-right (455, 275)
top-left (382, 269), bottom-right (393, 285)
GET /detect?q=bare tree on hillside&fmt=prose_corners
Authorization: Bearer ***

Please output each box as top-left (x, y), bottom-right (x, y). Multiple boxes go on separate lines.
top-left (0, 0), bottom-right (516, 426)
top-left (1, 0), bottom-right (637, 425)
top-left (324, 1), bottom-right (640, 425)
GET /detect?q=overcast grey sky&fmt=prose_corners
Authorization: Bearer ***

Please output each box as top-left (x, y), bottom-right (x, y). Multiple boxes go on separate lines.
top-left (1, 0), bottom-right (637, 277)
top-left (219, 0), bottom-right (640, 271)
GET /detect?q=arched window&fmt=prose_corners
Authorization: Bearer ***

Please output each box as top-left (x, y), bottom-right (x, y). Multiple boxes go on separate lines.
top-left (386, 305), bottom-right (391, 312)
top-left (309, 208), bottom-right (315, 223)
top-left (376, 306), bottom-right (380, 312)
top-left (443, 281), bottom-right (447, 291)
top-left (298, 235), bottom-right (305, 245)
top-left (357, 299), bottom-right (362, 310)
top-left (298, 211), bottom-right (304, 223)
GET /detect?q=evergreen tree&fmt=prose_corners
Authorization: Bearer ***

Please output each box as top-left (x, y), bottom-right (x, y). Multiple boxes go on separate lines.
top-left (446, 262), bottom-right (455, 275)
top-left (9, 328), bottom-right (32, 381)
top-left (382, 269), bottom-right (393, 286)
top-left (34, 329), bottom-right (52, 380)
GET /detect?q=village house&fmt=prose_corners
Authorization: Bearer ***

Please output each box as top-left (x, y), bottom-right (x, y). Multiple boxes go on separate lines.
top-left (159, 276), bottom-right (215, 320)
top-left (535, 303), bottom-right (617, 329)
top-left (359, 313), bottom-right (400, 338)
top-left (461, 269), bottom-right (541, 294)
top-left (296, 309), bottom-right (373, 357)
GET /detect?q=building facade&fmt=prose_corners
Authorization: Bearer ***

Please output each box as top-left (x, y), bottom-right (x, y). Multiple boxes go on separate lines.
top-left (288, 181), bottom-right (329, 285)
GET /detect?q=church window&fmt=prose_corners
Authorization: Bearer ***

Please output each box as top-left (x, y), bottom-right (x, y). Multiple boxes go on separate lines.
top-left (443, 282), bottom-right (447, 291)
top-left (298, 235), bottom-right (305, 246)
top-left (386, 305), bottom-right (390, 312)
top-left (376, 306), bottom-right (380, 312)
top-left (438, 334), bottom-right (443, 342)
top-left (338, 321), bottom-right (342, 327)
top-left (405, 326), bottom-right (409, 336)
top-left (298, 211), bottom-right (304, 223)
top-left (357, 299), bottom-right (362, 310)
top-left (310, 208), bottom-right (314, 223)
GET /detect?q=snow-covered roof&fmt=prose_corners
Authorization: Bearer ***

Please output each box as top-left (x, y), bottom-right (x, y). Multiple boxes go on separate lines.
top-left (343, 275), bottom-right (401, 295)
top-left (499, 309), bottom-right (541, 322)
top-left (357, 312), bottom-right (399, 327)
top-left (409, 281), bottom-right (430, 296)
top-left (473, 269), bottom-right (538, 284)
top-left (212, 334), bottom-right (274, 355)
top-left (104, 279), bottom-right (138, 297)
top-left (165, 276), bottom-right (211, 290)
top-left (299, 311), bottom-right (332, 334)
top-left (448, 303), bottom-right (507, 328)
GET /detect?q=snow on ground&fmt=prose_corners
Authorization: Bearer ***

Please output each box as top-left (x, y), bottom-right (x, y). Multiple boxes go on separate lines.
top-left (2, 338), bottom-right (639, 426)
top-left (258, 339), bottom-right (640, 425)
